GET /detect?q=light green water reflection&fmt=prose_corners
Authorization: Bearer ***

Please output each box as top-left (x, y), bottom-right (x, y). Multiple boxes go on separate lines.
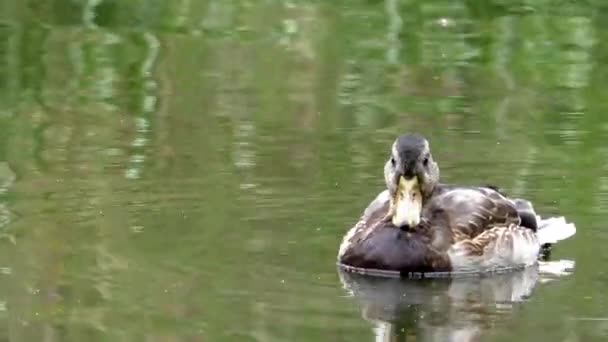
top-left (0, 0), bottom-right (607, 341)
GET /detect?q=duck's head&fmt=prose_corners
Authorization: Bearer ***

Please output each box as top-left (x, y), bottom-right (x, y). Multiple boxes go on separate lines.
top-left (384, 134), bottom-right (440, 228)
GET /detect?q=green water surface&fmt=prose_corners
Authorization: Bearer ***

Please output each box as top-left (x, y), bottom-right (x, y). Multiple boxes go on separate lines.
top-left (0, 1), bottom-right (606, 341)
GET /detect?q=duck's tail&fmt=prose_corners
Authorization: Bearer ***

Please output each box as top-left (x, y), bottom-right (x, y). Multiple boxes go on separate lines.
top-left (511, 198), bottom-right (576, 245)
top-left (536, 216), bottom-right (577, 246)
top-left (509, 197), bottom-right (576, 260)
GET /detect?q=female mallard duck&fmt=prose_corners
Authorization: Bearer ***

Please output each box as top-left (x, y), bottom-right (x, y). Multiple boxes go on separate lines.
top-left (337, 134), bottom-right (576, 276)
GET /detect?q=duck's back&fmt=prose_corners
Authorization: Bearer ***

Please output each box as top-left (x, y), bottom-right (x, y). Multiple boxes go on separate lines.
top-left (424, 185), bottom-right (521, 240)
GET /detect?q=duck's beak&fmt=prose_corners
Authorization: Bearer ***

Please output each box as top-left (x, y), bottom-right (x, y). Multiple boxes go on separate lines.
top-left (391, 176), bottom-right (422, 228)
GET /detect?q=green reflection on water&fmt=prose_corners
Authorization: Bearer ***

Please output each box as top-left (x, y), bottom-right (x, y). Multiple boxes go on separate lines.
top-left (0, 0), bottom-right (607, 341)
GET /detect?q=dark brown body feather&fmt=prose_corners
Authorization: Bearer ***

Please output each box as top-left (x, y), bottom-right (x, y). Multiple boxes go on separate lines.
top-left (338, 184), bottom-right (531, 273)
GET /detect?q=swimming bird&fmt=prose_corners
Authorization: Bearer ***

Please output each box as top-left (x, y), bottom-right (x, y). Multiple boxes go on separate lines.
top-left (337, 134), bottom-right (576, 276)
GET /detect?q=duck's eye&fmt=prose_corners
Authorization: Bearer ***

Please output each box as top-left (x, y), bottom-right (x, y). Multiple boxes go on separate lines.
top-left (390, 157), bottom-right (396, 167)
top-left (422, 156), bottom-right (429, 167)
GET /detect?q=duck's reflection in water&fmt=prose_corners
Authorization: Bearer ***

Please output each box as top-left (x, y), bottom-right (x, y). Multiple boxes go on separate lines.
top-left (338, 261), bottom-right (574, 342)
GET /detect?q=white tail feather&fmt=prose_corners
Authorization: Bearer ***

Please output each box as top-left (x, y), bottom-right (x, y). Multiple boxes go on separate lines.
top-left (536, 216), bottom-right (576, 245)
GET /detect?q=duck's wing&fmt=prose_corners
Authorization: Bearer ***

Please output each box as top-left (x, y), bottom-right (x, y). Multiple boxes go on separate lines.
top-left (426, 187), bottom-right (521, 242)
top-left (429, 187), bottom-right (540, 271)
top-left (448, 224), bottom-right (540, 272)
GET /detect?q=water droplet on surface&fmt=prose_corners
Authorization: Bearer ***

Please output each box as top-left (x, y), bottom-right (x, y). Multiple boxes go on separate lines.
top-left (131, 226), bottom-right (144, 233)
top-left (438, 18), bottom-right (451, 27)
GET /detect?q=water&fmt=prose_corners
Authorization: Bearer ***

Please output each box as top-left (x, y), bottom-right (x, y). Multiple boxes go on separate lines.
top-left (0, 1), bottom-right (607, 341)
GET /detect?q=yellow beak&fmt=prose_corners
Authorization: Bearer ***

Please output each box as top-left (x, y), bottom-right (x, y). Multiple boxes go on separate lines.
top-left (392, 176), bottom-right (422, 227)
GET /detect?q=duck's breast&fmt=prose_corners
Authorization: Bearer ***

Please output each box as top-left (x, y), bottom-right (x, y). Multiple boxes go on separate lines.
top-left (340, 225), bottom-right (451, 273)
top-left (338, 190), bottom-right (390, 259)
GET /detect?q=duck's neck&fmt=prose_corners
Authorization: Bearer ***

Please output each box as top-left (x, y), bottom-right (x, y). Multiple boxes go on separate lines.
top-left (419, 182), bottom-right (439, 205)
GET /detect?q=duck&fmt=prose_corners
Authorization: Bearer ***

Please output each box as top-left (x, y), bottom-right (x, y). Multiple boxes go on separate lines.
top-left (337, 134), bottom-right (576, 277)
